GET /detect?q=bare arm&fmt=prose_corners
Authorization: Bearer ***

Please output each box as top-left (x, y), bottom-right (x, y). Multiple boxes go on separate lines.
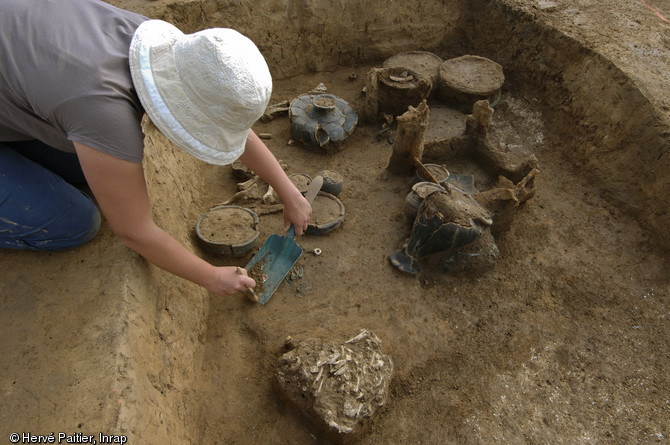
top-left (238, 130), bottom-right (312, 234)
top-left (74, 142), bottom-right (255, 296)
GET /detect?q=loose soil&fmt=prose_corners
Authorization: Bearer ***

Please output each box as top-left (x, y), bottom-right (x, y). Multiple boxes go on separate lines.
top-left (196, 64), bottom-right (669, 444)
top-left (1, 1), bottom-right (668, 444)
top-left (309, 194), bottom-right (343, 227)
top-left (247, 260), bottom-right (266, 296)
top-left (197, 207), bottom-right (258, 244)
top-left (290, 173), bottom-right (313, 194)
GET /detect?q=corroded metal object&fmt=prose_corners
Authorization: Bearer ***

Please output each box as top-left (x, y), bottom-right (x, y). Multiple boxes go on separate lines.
top-left (289, 93), bottom-right (358, 148)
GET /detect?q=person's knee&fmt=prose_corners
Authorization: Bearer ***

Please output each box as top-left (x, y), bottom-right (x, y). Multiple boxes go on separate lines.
top-left (35, 190), bottom-right (101, 250)
top-left (0, 146), bottom-right (102, 251)
top-left (75, 195), bottom-right (101, 246)
top-left (62, 191), bottom-right (101, 248)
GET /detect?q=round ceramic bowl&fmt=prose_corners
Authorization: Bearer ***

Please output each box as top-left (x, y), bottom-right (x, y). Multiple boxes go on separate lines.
top-left (195, 206), bottom-right (260, 256)
top-left (414, 163), bottom-right (449, 186)
top-left (317, 169), bottom-right (344, 197)
top-left (306, 192), bottom-right (345, 235)
top-left (289, 173), bottom-right (313, 194)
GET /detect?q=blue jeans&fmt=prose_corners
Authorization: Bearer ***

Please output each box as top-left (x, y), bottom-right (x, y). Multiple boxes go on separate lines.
top-left (0, 141), bottom-right (101, 250)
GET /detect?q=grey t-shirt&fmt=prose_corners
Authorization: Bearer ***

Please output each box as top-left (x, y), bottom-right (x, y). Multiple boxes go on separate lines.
top-left (0, 0), bottom-right (149, 163)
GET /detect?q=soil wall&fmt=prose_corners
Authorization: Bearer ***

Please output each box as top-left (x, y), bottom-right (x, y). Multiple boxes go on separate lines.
top-left (0, 122), bottom-right (210, 443)
top-left (2, 0), bottom-right (668, 443)
top-left (462, 0), bottom-right (670, 250)
top-left (138, 0), bottom-right (466, 77)
top-left (115, 122), bottom-right (211, 443)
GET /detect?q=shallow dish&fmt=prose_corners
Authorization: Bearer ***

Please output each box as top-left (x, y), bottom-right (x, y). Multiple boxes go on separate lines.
top-left (306, 192), bottom-right (345, 235)
top-left (196, 206), bottom-right (260, 256)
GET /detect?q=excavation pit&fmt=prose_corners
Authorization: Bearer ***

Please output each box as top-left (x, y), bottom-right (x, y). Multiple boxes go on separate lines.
top-left (1, 1), bottom-right (668, 444)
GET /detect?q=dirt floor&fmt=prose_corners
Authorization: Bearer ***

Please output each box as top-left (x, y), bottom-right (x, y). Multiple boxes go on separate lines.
top-left (1, 0), bottom-right (669, 444)
top-left (194, 69), bottom-right (669, 444)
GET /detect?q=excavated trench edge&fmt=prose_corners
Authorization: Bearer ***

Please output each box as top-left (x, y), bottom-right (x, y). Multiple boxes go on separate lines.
top-left (112, 0), bottom-right (669, 442)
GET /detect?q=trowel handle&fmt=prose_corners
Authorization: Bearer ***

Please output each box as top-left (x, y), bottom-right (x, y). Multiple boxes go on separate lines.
top-left (287, 176), bottom-right (323, 239)
top-left (236, 266), bottom-right (259, 303)
top-left (305, 175), bottom-right (323, 204)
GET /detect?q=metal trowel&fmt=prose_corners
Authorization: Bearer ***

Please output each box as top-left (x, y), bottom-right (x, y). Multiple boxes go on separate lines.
top-left (244, 175), bottom-right (323, 304)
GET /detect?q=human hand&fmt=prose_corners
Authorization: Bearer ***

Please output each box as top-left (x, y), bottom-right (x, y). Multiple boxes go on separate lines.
top-left (206, 266), bottom-right (256, 297)
top-left (283, 192), bottom-right (312, 235)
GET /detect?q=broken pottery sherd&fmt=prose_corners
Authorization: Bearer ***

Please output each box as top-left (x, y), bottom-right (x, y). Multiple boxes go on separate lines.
top-left (289, 173), bottom-right (313, 194)
top-left (404, 181), bottom-right (446, 223)
top-left (413, 163), bottom-right (450, 187)
top-left (445, 173), bottom-right (479, 196)
top-left (275, 330), bottom-right (393, 444)
top-left (390, 184), bottom-right (492, 274)
top-left (441, 227), bottom-right (499, 274)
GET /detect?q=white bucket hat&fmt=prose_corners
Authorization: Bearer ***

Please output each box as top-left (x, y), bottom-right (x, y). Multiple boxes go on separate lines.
top-left (129, 20), bottom-right (272, 165)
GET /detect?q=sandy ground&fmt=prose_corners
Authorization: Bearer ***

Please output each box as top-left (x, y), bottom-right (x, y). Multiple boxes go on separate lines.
top-left (195, 67), bottom-right (669, 444)
top-left (1, 0), bottom-right (669, 444)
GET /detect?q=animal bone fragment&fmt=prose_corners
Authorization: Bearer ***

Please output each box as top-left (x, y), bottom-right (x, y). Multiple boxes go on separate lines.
top-left (238, 175), bottom-right (265, 191)
top-left (263, 185), bottom-right (279, 204)
top-left (219, 182), bottom-right (262, 205)
top-left (275, 330), bottom-right (393, 441)
top-left (313, 367), bottom-right (324, 386)
top-left (260, 100), bottom-right (290, 122)
top-left (333, 364), bottom-right (348, 376)
top-left (309, 82), bottom-right (328, 94)
top-left (346, 329), bottom-right (371, 344)
top-left (327, 352), bottom-right (341, 364)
